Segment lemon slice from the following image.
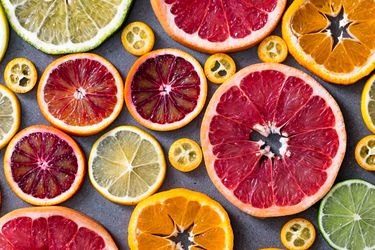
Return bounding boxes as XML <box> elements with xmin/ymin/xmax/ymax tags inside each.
<box><xmin>0</xmin><ymin>4</ymin><xmax>9</xmax><ymax>62</ymax></box>
<box><xmin>121</xmin><ymin>22</ymin><xmax>155</xmax><ymax>56</ymax></box>
<box><xmin>168</xmin><ymin>138</ymin><xmax>202</xmax><ymax>172</ymax></box>
<box><xmin>4</xmin><ymin>58</ymin><xmax>38</xmax><ymax>94</ymax></box>
<box><xmin>361</xmin><ymin>74</ymin><xmax>375</xmax><ymax>133</ymax></box>
<box><xmin>89</xmin><ymin>126</ymin><xmax>166</xmax><ymax>205</ymax></box>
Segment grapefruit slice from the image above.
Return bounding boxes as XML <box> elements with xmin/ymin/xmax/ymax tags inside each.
<box><xmin>37</xmin><ymin>53</ymin><xmax>123</xmax><ymax>136</ymax></box>
<box><xmin>151</xmin><ymin>0</ymin><xmax>287</xmax><ymax>53</ymax></box>
<box><xmin>125</xmin><ymin>49</ymin><xmax>207</xmax><ymax>131</ymax></box>
<box><xmin>0</xmin><ymin>206</ymin><xmax>118</xmax><ymax>249</ymax></box>
<box><xmin>201</xmin><ymin>63</ymin><xmax>346</xmax><ymax>217</ymax></box>
<box><xmin>4</xmin><ymin>125</ymin><xmax>85</xmax><ymax>206</ymax></box>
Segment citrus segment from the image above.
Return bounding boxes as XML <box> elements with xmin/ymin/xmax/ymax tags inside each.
<box><xmin>283</xmin><ymin>0</ymin><xmax>375</xmax><ymax>84</ymax></box>
<box><xmin>125</xmin><ymin>49</ymin><xmax>207</xmax><ymax>131</ymax></box>
<box><xmin>355</xmin><ymin>135</ymin><xmax>375</xmax><ymax>171</ymax></box>
<box><xmin>128</xmin><ymin>188</ymin><xmax>233</xmax><ymax>250</ymax></box>
<box><xmin>204</xmin><ymin>53</ymin><xmax>236</xmax><ymax>84</ymax></box>
<box><xmin>121</xmin><ymin>22</ymin><xmax>155</xmax><ymax>56</ymax></box>
<box><xmin>4</xmin><ymin>125</ymin><xmax>85</xmax><ymax>206</ymax></box>
<box><xmin>151</xmin><ymin>0</ymin><xmax>287</xmax><ymax>53</ymax></box>
<box><xmin>201</xmin><ymin>63</ymin><xmax>346</xmax><ymax>217</ymax></box>
<box><xmin>4</xmin><ymin>58</ymin><xmax>38</xmax><ymax>93</ymax></box>
<box><xmin>89</xmin><ymin>126</ymin><xmax>166</xmax><ymax>204</ymax></box>
<box><xmin>361</xmin><ymin>74</ymin><xmax>375</xmax><ymax>133</ymax></box>
<box><xmin>37</xmin><ymin>53</ymin><xmax>123</xmax><ymax>136</ymax></box>
<box><xmin>280</xmin><ymin>218</ymin><xmax>316</xmax><ymax>250</ymax></box>
<box><xmin>0</xmin><ymin>4</ymin><xmax>8</xmax><ymax>62</ymax></box>
<box><xmin>0</xmin><ymin>206</ymin><xmax>118</xmax><ymax>249</ymax></box>
<box><xmin>168</xmin><ymin>138</ymin><xmax>202</xmax><ymax>172</ymax></box>
<box><xmin>258</xmin><ymin>36</ymin><xmax>288</xmax><ymax>63</ymax></box>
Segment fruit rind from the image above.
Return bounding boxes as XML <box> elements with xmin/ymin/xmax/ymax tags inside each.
<box><xmin>361</xmin><ymin>74</ymin><xmax>375</xmax><ymax>133</ymax></box>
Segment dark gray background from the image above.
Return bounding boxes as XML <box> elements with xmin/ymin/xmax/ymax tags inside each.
<box><xmin>0</xmin><ymin>0</ymin><xmax>374</xmax><ymax>249</ymax></box>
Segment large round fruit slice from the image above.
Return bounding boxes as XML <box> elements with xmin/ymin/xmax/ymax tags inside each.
<box><xmin>1</xmin><ymin>0</ymin><xmax>132</xmax><ymax>54</ymax></box>
<box><xmin>318</xmin><ymin>179</ymin><xmax>375</xmax><ymax>250</ymax></box>
<box><xmin>125</xmin><ymin>49</ymin><xmax>207</xmax><ymax>131</ymax></box>
<box><xmin>201</xmin><ymin>63</ymin><xmax>346</xmax><ymax>217</ymax></box>
<box><xmin>151</xmin><ymin>0</ymin><xmax>287</xmax><ymax>53</ymax></box>
<box><xmin>0</xmin><ymin>4</ymin><xmax>8</xmax><ymax>62</ymax></box>
<box><xmin>0</xmin><ymin>206</ymin><xmax>118</xmax><ymax>249</ymax></box>
<box><xmin>37</xmin><ymin>53</ymin><xmax>123</xmax><ymax>136</ymax></box>
<box><xmin>4</xmin><ymin>125</ymin><xmax>85</xmax><ymax>206</ymax></box>
<box><xmin>282</xmin><ymin>0</ymin><xmax>375</xmax><ymax>84</ymax></box>
<box><xmin>128</xmin><ymin>188</ymin><xmax>233</xmax><ymax>250</ymax></box>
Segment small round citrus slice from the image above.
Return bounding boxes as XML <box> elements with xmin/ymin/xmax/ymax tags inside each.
<box><xmin>281</xmin><ymin>218</ymin><xmax>316</xmax><ymax>250</ymax></box>
<box><xmin>89</xmin><ymin>126</ymin><xmax>166</xmax><ymax>205</ymax></box>
<box><xmin>0</xmin><ymin>84</ymin><xmax>20</xmax><ymax>150</ymax></box>
<box><xmin>121</xmin><ymin>22</ymin><xmax>155</xmax><ymax>56</ymax></box>
<box><xmin>0</xmin><ymin>206</ymin><xmax>118</xmax><ymax>249</ymax></box>
<box><xmin>4</xmin><ymin>125</ymin><xmax>85</xmax><ymax>206</ymax></box>
<box><xmin>259</xmin><ymin>248</ymin><xmax>284</xmax><ymax>250</ymax></box>
<box><xmin>318</xmin><ymin>179</ymin><xmax>375</xmax><ymax>250</ymax></box>
<box><xmin>258</xmin><ymin>36</ymin><xmax>288</xmax><ymax>63</ymax></box>
<box><xmin>37</xmin><ymin>53</ymin><xmax>123</xmax><ymax>136</ymax></box>
<box><xmin>125</xmin><ymin>48</ymin><xmax>207</xmax><ymax>131</ymax></box>
<box><xmin>355</xmin><ymin>135</ymin><xmax>375</xmax><ymax>171</ymax></box>
<box><xmin>128</xmin><ymin>188</ymin><xmax>234</xmax><ymax>250</ymax></box>
<box><xmin>168</xmin><ymin>138</ymin><xmax>202</xmax><ymax>172</ymax></box>
<box><xmin>0</xmin><ymin>4</ymin><xmax>8</xmax><ymax>62</ymax></box>
<box><xmin>4</xmin><ymin>58</ymin><xmax>38</xmax><ymax>93</ymax></box>
<box><xmin>361</xmin><ymin>74</ymin><xmax>375</xmax><ymax>133</ymax></box>
<box><xmin>204</xmin><ymin>53</ymin><xmax>236</xmax><ymax>84</ymax></box>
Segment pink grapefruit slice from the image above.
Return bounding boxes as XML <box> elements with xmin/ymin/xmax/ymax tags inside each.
<box><xmin>0</xmin><ymin>206</ymin><xmax>118</xmax><ymax>249</ymax></box>
<box><xmin>201</xmin><ymin>63</ymin><xmax>346</xmax><ymax>217</ymax></box>
<box><xmin>4</xmin><ymin>125</ymin><xmax>85</xmax><ymax>206</ymax></box>
<box><xmin>151</xmin><ymin>0</ymin><xmax>287</xmax><ymax>53</ymax></box>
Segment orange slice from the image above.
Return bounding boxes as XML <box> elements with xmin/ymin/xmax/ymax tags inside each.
<box><xmin>168</xmin><ymin>138</ymin><xmax>203</xmax><ymax>172</ymax></box>
<box><xmin>4</xmin><ymin>58</ymin><xmax>38</xmax><ymax>93</ymax></box>
<box><xmin>121</xmin><ymin>22</ymin><xmax>155</xmax><ymax>56</ymax></box>
<box><xmin>128</xmin><ymin>188</ymin><xmax>233</xmax><ymax>250</ymax></box>
<box><xmin>282</xmin><ymin>0</ymin><xmax>375</xmax><ymax>84</ymax></box>
<box><xmin>258</xmin><ymin>36</ymin><xmax>288</xmax><ymax>63</ymax></box>
<box><xmin>204</xmin><ymin>53</ymin><xmax>236</xmax><ymax>84</ymax></box>
<box><xmin>355</xmin><ymin>135</ymin><xmax>375</xmax><ymax>171</ymax></box>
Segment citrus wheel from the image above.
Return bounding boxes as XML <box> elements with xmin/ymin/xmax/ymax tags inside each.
<box><xmin>168</xmin><ymin>138</ymin><xmax>203</xmax><ymax>172</ymax></box>
<box><xmin>37</xmin><ymin>53</ymin><xmax>123</xmax><ymax>136</ymax></box>
<box><xmin>204</xmin><ymin>53</ymin><xmax>236</xmax><ymax>84</ymax></box>
<box><xmin>0</xmin><ymin>4</ymin><xmax>8</xmax><ymax>62</ymax></box>
<box><xmin>4</xmin><ymin>58</ymin><xmax>38</xmax><ymax>93</ymax></box>
<box><xmin>0</xmin><ymin>206</ymin><xmax>118</xmax><ymax>249</ymax></box>
<box><xmin>125</xmin><ymin>49</ymin><xmax>207</xmax><ymax>131</ymax></box>
<box><xmin>259</xmin><ymin>249</ymin><xmax>284</xmax><ymax>250</ymax></box>
<box><xmin>280</xmin><ymin>218</ymin><xmax>316</xmax><ymax>250</ymax></box>
<box><xmin>0</xmin><ymin>84</ymin><xmax>20</xmax><ymax>150</ymax></box>
<box><xmin>355</xmin><ymin>135</ymin><xmax>375</xmax><ymax>171</ymax></box>
<box><xmin>361</xmin><ymin>73</ymin><xmax>375</xmax><ymax>133</ymax></box>
<box><xmin>151</xmin><ymin>0</ymin><xmax>287</xmax><ymax>53</ymax></box>
<box><xmin>282</xmin><ymin>0</ymin><xmax>375</xmax><ymax>84</ymax></box>
<box><xmin>4</xmin><ymin>125</ymin><xmax>85</xmax><ymax>206</ymax></box>
<box><xmin>89</xmin><ymin>126</ymin><xmax>166</xmax><ymax>205</ymax></box>
<box><xmin>1</xmin><ymin>0</ymin><xmax>133</xmax><ymax>54</ymax></box>
<box><xmin>201</xmin><ymin>63</ymin><xmax>346</xmax><ymax>217</ymax></box>
<box><xmin>121</xmin><ymin>22</ymin><xmax>155</xmax><ymax>56</ymax></box>
<box><xmin>258</xmin><ymin>36</ymin><xmax>288</xmax><ymax>63</ymax></box>
<box><xmin>318</xmin><ymin>179</ymin><xmax>375</xmax><ymax>250</ymax></box>
<box><xmin>128</xmin><ymin>188</ymin><xmax>233</xmax><ymax>250</ymax></box>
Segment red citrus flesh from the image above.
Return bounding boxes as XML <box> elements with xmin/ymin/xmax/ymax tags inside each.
<box><xmin>201</xmin><ymin>63</ymin><xmax>346</xmax><ymax>217</ymax></box>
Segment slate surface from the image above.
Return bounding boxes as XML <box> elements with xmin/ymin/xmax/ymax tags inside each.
<box><xmin>0</xmin><ymin>0</ymin><xmax>374</xmax><ymax>249</ymax></box>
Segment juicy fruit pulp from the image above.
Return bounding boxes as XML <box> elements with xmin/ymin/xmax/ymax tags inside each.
<box><xmin>201</xmin><ymin>63</ymin><xmax>346</xmax><ymax>217</ymax></box>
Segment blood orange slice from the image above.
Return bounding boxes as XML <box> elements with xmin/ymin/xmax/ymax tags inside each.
<box><xmin>4</xmin><ymin>125</ymin><xmax>85</xmax><ymax>206</ymax></box>
<box><xmin>125</xmin><ymin>49</ymin><xmax>207</xmax><ymax>131</ymax></box>
<box><xmin>0</xmin><ymin>206</ymin><xmax>118</xmax><ymax>249</ymax></box>
<box><xmin>37</xmin><ymin>53</ymin><xmax>123</xmax><ymax>136</ymax></box>
<box><xmin>201</xmin><ymin>63</ymin><xmax>346</xmax><ymax>217</ymax></box>
<box><xmin>151</xmin><ymin>0</ymin><xmax>287</xmax><ymax>53</ymax></box>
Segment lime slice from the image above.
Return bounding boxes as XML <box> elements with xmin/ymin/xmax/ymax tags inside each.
<box><xmin>0</xmin><ymin>4</ymin><xmax>9</xmax><ymax>62</ymax></box>
<box><xmin>89</xmin><ymin>126</ymin><xmax>166</xmax><ymax>205</ymax></box>
<box><xmin>1</xmin><ymin>0</ymin><xmax>133</xmax><ymax>54</ymax></box>
<box><xmin>318</xmin><ymin>179</ymin><xmax>375</xmax><ymax>250</ymax></box>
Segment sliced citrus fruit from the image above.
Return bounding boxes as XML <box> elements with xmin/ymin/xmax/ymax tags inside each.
<box><xmin>204</xmin><ymin>53</ymin><xmax>236</xmax><ymax>84</ymax></box>
<box><xmin>0</xmin><ymin>206</ymin><xmax>118</xmax><ymax>249</ymax></box>
<box><xmin>125</xmin><ymin>48</ymin><xmax>207</xmax><ymax>131</ymax></box>
<box><xmin>0</xmin><ymin>4</ymin><xmax>8</xmax><ymax>62</ymax></box>
<box><xmin>4</xmin><ymin>58</ymin><xmax>38</xmax><ymax>93</ymax></box>
<box><xmin>0</xmin><ymin>84</ymin><xmax>20</xmax><ymax>150</ymax></box>
<box><xmin>89</xmin><ymin>126</ymin><xmax>166</xmax><ymax>205</ymax></box>
<box><xmin>258</xmin><ymin>36</ymin><xmax>288</xmax><ymax>63</ymax></box>
<box><xmin>4</xmin><ymin>125</ymin><xmax>85</xmax><ymax>206</ymax></box>
<box><xmin>128</xmin><ymin>188</ymin><xmax>233</xmax><ymax>250</ymax></box>
<box><xmin>121</xmin><ymin>22</ymin><xmax>155</xmax><ymax>56</ymax></box>
<box><xmin>168</xmin><ymin>138</ymin><xmax>203</xmax><ymax>172</ymax></box>
<box><xmin>201</xmin><ymin>63</ymin><xmax>346</xmax><ymax>217</ymax></box>
<box><xmin>37</xmin><ymin>53</ymin><xmax>123</xmax><ymax>136</ymax></box>
<box><xmin>361</xmin><ymin>73</ymin><xmax>375</xmax><ymax>133</ymax></box>
<box><xmin>281</xmin><ymin>218</ymin><xmax>316</xmax><ymax>250</ymax></box>
<box><xmin>318</xmin><ymin>179</ymin><xmax>375</xmax><ymax>250</ymax></box>
<box><xmin>259</xmin><ymin>248</ymin><xmax>284</xmax><ymax>250</ymax></box>
<box><xmin>355</xmin><ymin>135</ymin><xmax>375</xmax><ymax>171</ymax></box>
<box><xmin>1</xmin><ymin>0</ymin><xmax>133</xmax><ymax>54</ymax></box>
<box><xmin>151</xmin><ymin>0</ymin><xmax>287</xmax><ymax>53</ymax></box>
<box><xmin>282</xmin><ymin>0</ymin><xmax>375</xmax><ymax>84</ymax></box>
